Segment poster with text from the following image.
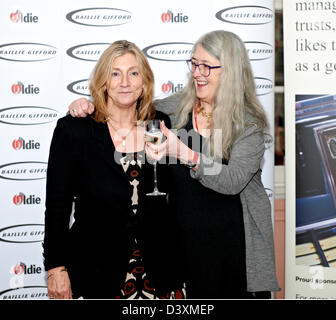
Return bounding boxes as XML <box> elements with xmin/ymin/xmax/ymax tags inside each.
<box><xmin>284</xmin><ymin>0</ymin><xmax>336</xmax><ymax>299</ymax></box>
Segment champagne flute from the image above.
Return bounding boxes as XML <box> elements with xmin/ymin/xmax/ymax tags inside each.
<box><xmin>145</xmin><ymin>119</ymin><xmax>166</xmax><ymax>196</ymax></box>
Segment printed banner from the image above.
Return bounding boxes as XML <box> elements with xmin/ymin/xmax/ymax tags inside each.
<box><xmin>284</xmin><ymin>0</ymin><xmax>336</xmax><ymax>299</ymax></box>
<box><xmin>0</xmin><ymin>0</ymin><xmax>274</xmax><ymax>299</ymax></box>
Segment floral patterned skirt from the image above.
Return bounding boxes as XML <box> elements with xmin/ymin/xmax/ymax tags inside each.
<box><xmin>115</xmin><ymin>240</ymin><xmax>186</xmax><ymax>299</ymax></box>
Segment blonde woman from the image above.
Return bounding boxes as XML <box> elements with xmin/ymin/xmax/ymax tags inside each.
<box><xmin>44</xmin><ymin>40</ymin><xmax>185</xmax><ymax>299</ymax></box>
<box><xmin>69</xmin><ymin>31</ymin><xmax>279</xmax><ymax>298</ymax></box>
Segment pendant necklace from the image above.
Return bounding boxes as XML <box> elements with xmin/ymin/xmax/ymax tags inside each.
<box><xmin>108</xmin><ymin>119</ymin><xmax>136</xmax><ymax>147</ymax></box>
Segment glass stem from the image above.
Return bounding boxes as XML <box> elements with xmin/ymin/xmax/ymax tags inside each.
<box><xmin>153</xmin><ymin>161</ymin><xmax>158</xmax><ymax>191</ymax></box>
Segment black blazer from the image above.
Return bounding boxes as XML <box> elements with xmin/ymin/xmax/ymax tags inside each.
<box><xmin>43</xmin><ymin>111</ymin><xmax>182</xmax><ymax>298</ymax></box>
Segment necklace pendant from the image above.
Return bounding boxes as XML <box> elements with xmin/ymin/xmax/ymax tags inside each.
<box><xmin>122</xmin><ymin>138</ymin><xmax>126</xmax><ymax>147</ymax></box>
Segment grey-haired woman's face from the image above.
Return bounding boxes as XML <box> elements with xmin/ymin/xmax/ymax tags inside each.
<box><xmin>191</xmin><ymin>44</ymin><xmax>221</xmax><ymax>106</ymax></box>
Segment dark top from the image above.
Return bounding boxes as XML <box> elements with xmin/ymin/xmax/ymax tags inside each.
<box><xmin>168</xmin><ymin>112</ymin><xmax>247</xmax><ymax>298</ymax></box>
<box><xmin>43</xmin><ymin>111</ymin><xmax>183</xmax><ymax>298</ymax></box>
<box><xmin>116</xmin><ymin>150</ymin><xmax>186</xmax><ymax>299</ymax></box>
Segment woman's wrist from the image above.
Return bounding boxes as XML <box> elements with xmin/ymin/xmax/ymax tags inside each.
<box><xmin>182</xmin><ymin>150</ymin><xmax>199</xmax><ymax>169</ymax></box>
<box><xmin>47</xmin><ymin>266</ymin><xmax>67</xmax><ymax>278</ymax></box>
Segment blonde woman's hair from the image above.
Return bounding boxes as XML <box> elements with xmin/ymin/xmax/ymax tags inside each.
<box><xmin>175</xmin><ymin>30</ymin><xmax>269</xmax><ymax>159</ymax></box>
<box><xmin>89</xmin><ymin>40</ymin><xmax>155</xmax><ymax>123</ymax></box>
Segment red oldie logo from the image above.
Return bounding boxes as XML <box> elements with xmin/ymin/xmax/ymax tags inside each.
<box><xmin>13</xmin><ymin>192</ymin><xmax>41</xmax><ymax>205</ymax></box>
<box><xmin>10</xmin><ymin>10</ymin><xmax>22</xmax><ymax>23</ymax></box>
<box><xmin>13</xmin><ymin>193</ymin><xmax>24</xmax><ymax>205</ymax></box>
<box><xmin>161</xmin><ymin>81</ymin><xmax>183</xmax><ymax>94</ymax></box>
<box><xmin>161</xmin><ymin>10</ymin><xmax>188</xmax><ymax>23</ymax></box>
<box><xmin>161</xmin><ymin>10</ymin><xmax>172</xmax><ymax>23</ymax></box>
<box><xmin>14</xmin><ymin>263</ymin><xmax>25</xmax><ymax>275</ymax></box>
<box><xmin>11</xmin><ymin>82</ymin><xmax>23</xmax><ymax>94</ymax></box>
<box><xmin>161</xmin><ymin>81</ymin><xmax>173</xmax><ymax>94</ymax></box>
<box><xmin>12</xmin><ymin>137</ymin><xmax>40</xmax><ymax>150</ymax></box>
<box><xmin>11</xmin><ymin>82</ymin><xmax>40</xmax><ymax>94</ymax></box>
<box><xmin>13</xmin><ymin>262</ymin><xmax>42</xmax><ymax>274</ymax></box>
<box><xmin>9</xmin><ymin>10</ymin><xmax>38</xmax><ymax>23</ymax></box>
<box><xmin>12</xmin><ymin>137</ymin><xmax>24</xmax><ymax>150</ymax></box>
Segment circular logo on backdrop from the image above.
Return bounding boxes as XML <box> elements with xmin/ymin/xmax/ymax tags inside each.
<box><xmin>244</xmin><ymin>42</ymin><xmax>273</xmax><ymax>61</ymax></box>
<box><xmin>0</xmin><ymin>161</ymin><xmax>47</xmax><ymax>181</ymax></box>
<box><xmin>0</xmin><ymin>224</ymin><xmax>44</xmax><ymax>243</ymax></box>
<box><xmin>65</xmin><ymin>7</ymin><xmax>132</xmax><ymax>26</ymax></box>
<box><xmin>66</xmin><ymin>43</ymin><xmax>111</xmax><ymax>62</ymax></box>
<box><xmin>0</xmin><ymin>106</ymin><xmax>58</xmax><ymax>125</ymax></box>
<box><xmin>216</xmin><ymin>6</ymin><xmax>273</xmax><ymax>25</ymax></box>
<box><xmin>0</xmin><ymin>43</ymin><xmax>57</xmax><ymax>62</ymax></box>
<box><xmin>0</xmin><ymin>286</ymin><xmax>48</xmax><ymax>300</ymax></box>
<box><xmin>142</xmin><ymin>42</ymin><xmax>193</xmax><ymax>61</ymax></box>
<box><xmin>67</xmin><ymin>79</ymin><xmax>90</xmax><ymax>96</ymax></box>
<box><xmin>254</xmin><ymin>77</ymin><xmax>273</xmax><ymax>96</ymax></box>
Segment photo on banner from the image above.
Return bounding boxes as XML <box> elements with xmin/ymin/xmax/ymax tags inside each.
<box><xmin>296</xmin><ymin>94</ymin><xmax>336</xmax><ymax>268</ymax></box>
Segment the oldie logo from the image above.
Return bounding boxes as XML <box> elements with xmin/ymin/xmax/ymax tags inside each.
<box><xmin>0</xmin><ymin>106</ymin><xmax>58</xmax><ymax>125</ymax></box>
<box><xmin>10</xmin><ymin>10</ymin><xmax>38</xmax><ymax>23</ymax></box>
<box><xmin>11</xmin><ymin>82</ymin><xmax>40</xmax><ymax>95</ymax></box>
<box><xmin>0</xmin><ymin>43</ymin><xmax>57</xmax><ymax>62</ymax></box>
<box><xmin>12</xmin><ymin>137</ymin><xmax>40</xmax><ymax>150</ymax></box>
<box><xmin>66</xmin><ymin>43</ymin><xmax>110</xmax><ymax>61</ymax></box>
<box><xmin>244</xmin><ymin>42</ymin><xmax>273</xmax><ymax>61</ymax></box>
<box><xmin>66</xmin><ymin>7</ymin><xmax>132</xmax><ymax>26</ymax></box>
<box><xmin>161</xmin><ymin>10</ymin><xmax>189</xmax><ymax>23</ymax></box>
<box><xmin>143</xmin><ymin>42</ymin><xmax>193</xmax><ymax>61</ymax></box>
<box><xmin>0</xmin><ymin>286</ymin><xmax>48</xmax><ymax>300</ymax></box>
<box><xmin>12</xmin><ymin>262</ymin><xmax>42</xmax><ymax>275</ymax></box>
<box><xmin>254</xmin><ymin>77</ymin><xmax>273</xmax><ymax>96</ymax></box>
<box><xmin>0</xmin><ymin>224</ymin><xmax>45</xmax><ymax>243</ymax></box>
<box><xmin>161</xmin><ymin>81</ymin><xmax>184</xmax><ymax>94</ymax></box>
<box><xmin>0</xmin><ymin>161</ymin><xmax>47</xmax><ymax>181</ymax></box>
<box><xmin>67</xmin><ymin>79</ymin><xmax>90</xmax><ymax>96</ymax></box>
<box><xmin>13</xmin><ymin>193</ymin><xmax>42</xmax><ymax>206</ymax></box>
<box><xmin>216</xmin><ymin>6</ymin><xmax>273</xmax><ymax>25</ymax></box>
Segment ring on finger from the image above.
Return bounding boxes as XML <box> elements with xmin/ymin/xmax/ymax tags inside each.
<box><xmin>72</xmin><ymin>108</ymin><xmax>77</xmax><ymax>114</ymax></box>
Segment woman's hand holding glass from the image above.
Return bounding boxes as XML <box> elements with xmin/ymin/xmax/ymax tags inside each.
<box><xmin>145</xmin><ymin>121</ymin><xmax>197</xmax><ymax>166</ymax></box>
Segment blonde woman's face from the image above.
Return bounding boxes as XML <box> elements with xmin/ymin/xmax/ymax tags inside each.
<box><xmin>105</xmin><ymin>53</ymin><xmax>143</xmax><ymax>110</ymax></box>
<box><xmin>191</xmin><ymin>44</ymin><xmax>221</xmax><ymax>106</ymax></box>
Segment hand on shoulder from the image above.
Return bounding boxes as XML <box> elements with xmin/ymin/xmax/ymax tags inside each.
<box><xmin>69</xmin><ymin>98</ymin><xmax>94</xmax><ymax>117</ymax></box>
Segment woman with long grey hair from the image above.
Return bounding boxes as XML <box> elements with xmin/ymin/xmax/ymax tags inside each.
<box><xmin>68</xmin><ymin>30</ymin><xmax>279</xmax><ymax>298</ymax></box>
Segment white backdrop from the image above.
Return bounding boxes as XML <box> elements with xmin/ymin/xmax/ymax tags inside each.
<box><xmin>0</xmin><ymin>0</ymin><xmax>274</xmax><ymax>299</ymax></box>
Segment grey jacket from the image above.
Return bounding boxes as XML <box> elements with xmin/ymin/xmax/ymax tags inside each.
<box><xmin>155</xmin><ymin>94</ymin><xmax>280</xmax><ymax>292</ymax></box>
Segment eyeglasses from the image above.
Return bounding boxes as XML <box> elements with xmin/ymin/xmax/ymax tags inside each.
<box><xmin>186</xmin><ymin>59</ymin><xmax>221</xmax><ymax>77</ymax></box>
